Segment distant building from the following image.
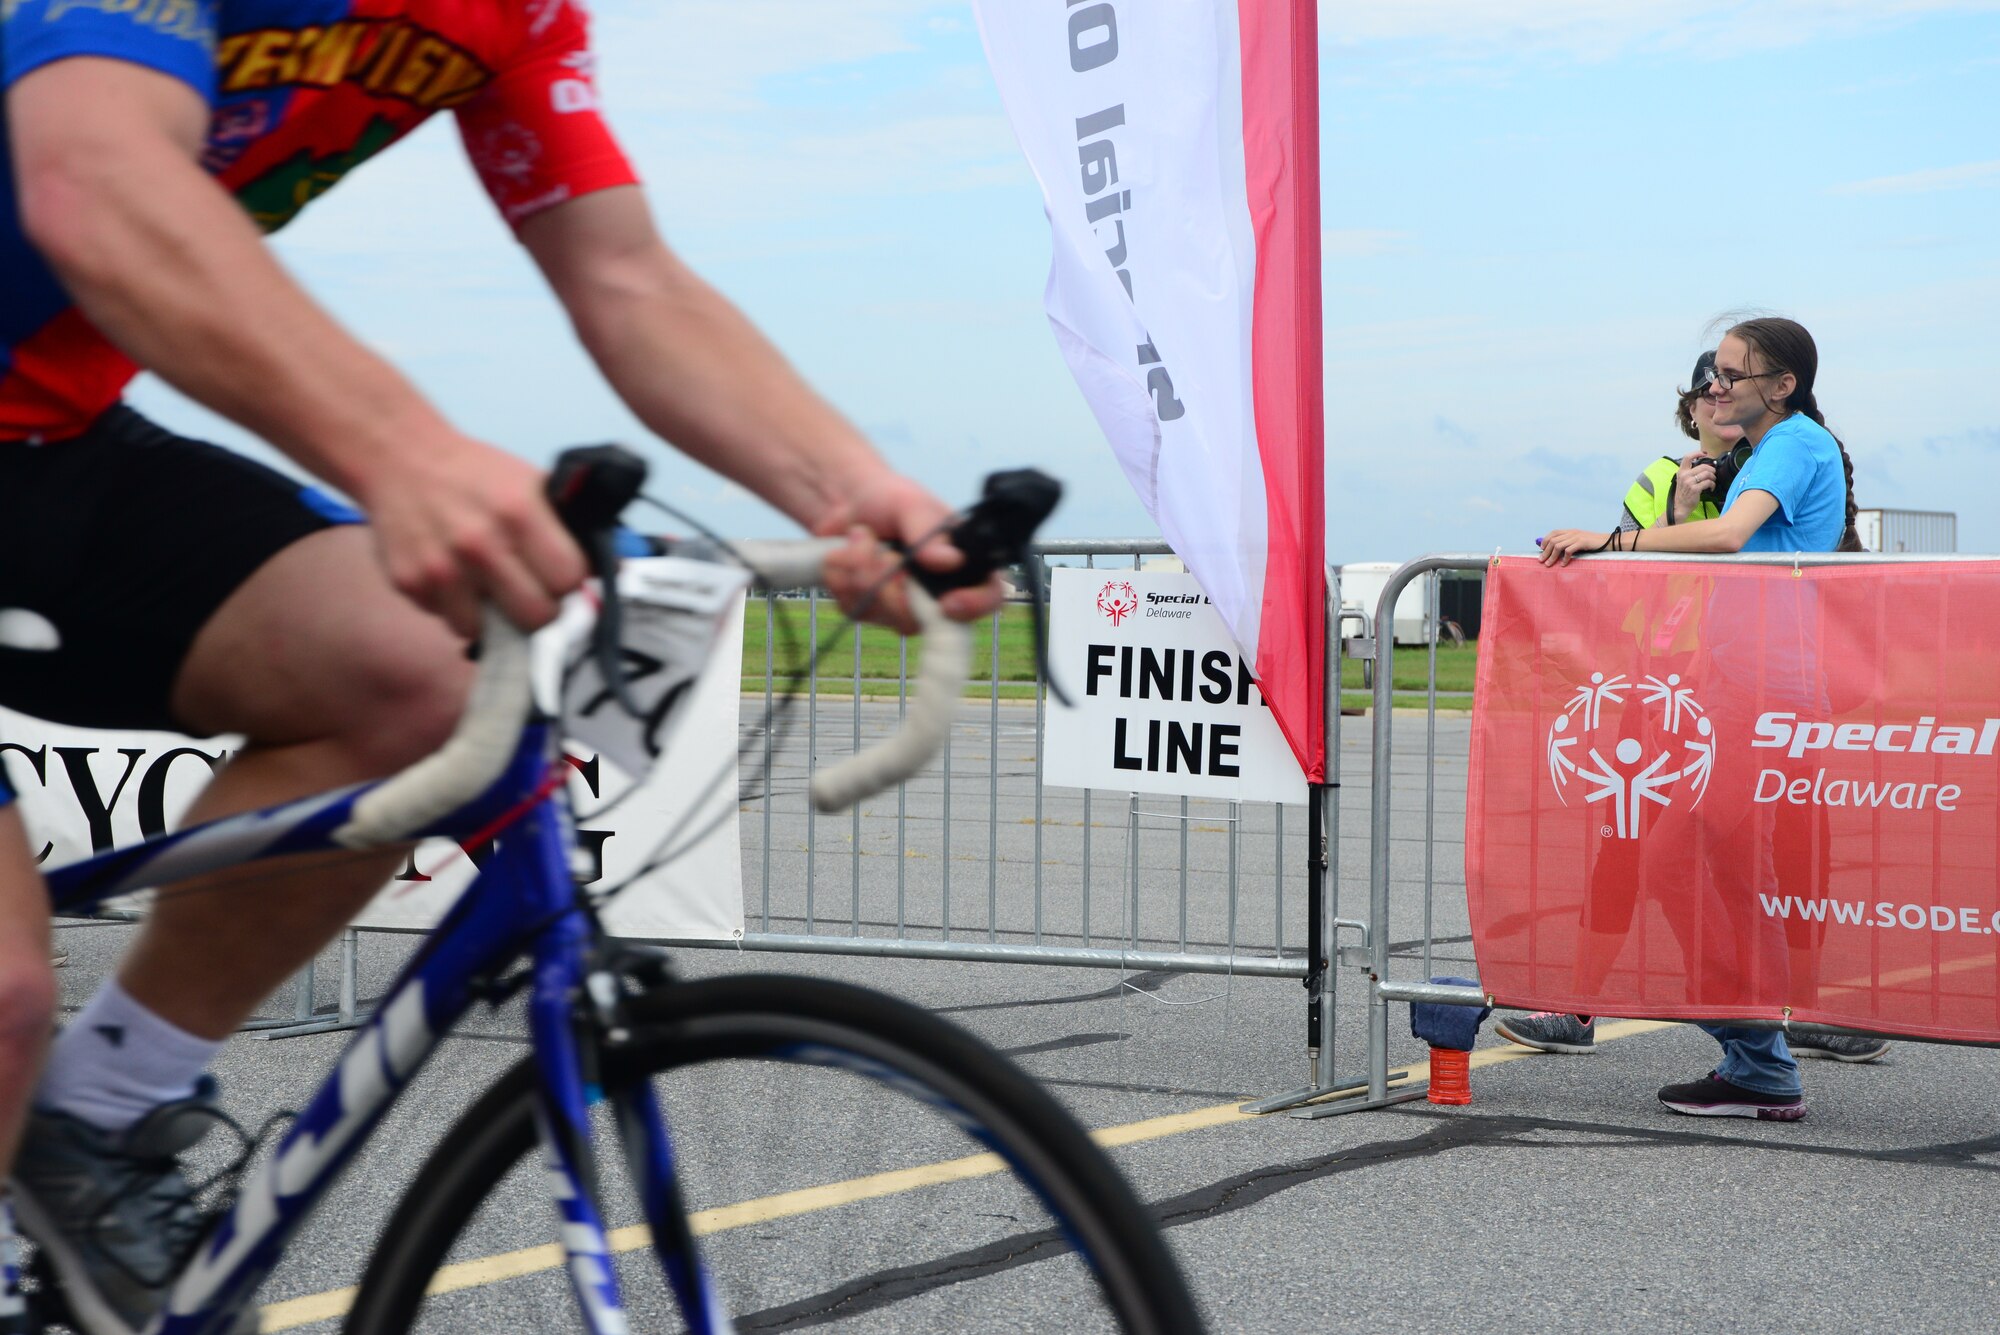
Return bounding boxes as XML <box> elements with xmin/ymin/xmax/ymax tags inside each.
<box><xmin>1855</xmin><ymin>509</ymin><xmax>1955</xmax><ymax>553</ymax></box>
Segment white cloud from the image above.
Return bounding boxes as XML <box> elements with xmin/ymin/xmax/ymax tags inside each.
<box><xmin>572</xmin><ymin>3</ymin><xmax>1021</xmax><ymax>233</ymax></box>
<box><xmin>592</xmin><ymin>0</ymin><xmax>958</xmax><ymax>112</ymax></box>
<box><xmin>748</xmin><ymin>113</ymin><xmax>1021</xmax><ymax>196</ymax></box>
<box><xmin>1325</xmin><ymin>0</ymin><xmax>2000</xmax><ymax>63</ymax></box>
<box><xmin>632</xmin><ymin>110</ymin><xmax>1022</xmax><ymax>237</ymax></box>
<box><xmin>1829</xmin><ymin>159</ymin><xmax>2000</xmax><ymax>196</ymax></box>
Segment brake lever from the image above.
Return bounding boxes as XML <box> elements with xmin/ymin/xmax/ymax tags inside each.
<box><xmin>904</xmin><ymin>469</ymin><xmax>1071</xmax><ymax>707</ymax></box>
<box><xmin>547</xmin><ymin>444</ymin><xmax>650</xmax><ymax>718</ymax></box>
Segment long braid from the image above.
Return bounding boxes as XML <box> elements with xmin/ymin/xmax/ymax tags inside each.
<box><xmin>1834</xmin><ymin>436</ymin><xmax>1863</xmax><ymax>551</ymax></box>
<box><xmin>1793</xmin><ymin>387</ymin><xmax>1863</xmax><ymax>551</ymax></box>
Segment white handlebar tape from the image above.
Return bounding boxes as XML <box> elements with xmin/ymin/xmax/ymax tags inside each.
<box><xmin>809</xmin><ymin>584</ymin><xmax>967</xmax><ymax>813</ymax></box>
<box><xmin>730</xmin><ymin>538</ymin><xmax>844</xmax><ymax>590</ymax></box>
<box><xmin>333</xmin><ymin>607</ymin><xmax>533</xmax><ymax>849</ymax></box>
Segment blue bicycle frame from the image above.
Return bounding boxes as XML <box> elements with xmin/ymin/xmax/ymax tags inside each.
<box><xmin>45</xmin><ymin>716</ymin><xmax>725</xmax><ymax>1335</ymax></box>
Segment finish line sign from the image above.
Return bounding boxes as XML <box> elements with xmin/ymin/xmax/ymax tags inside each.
<box><xmin>1044</xmin><ymin>568</ymin><xmax>1306</xmax><ymax>803</ymax></box>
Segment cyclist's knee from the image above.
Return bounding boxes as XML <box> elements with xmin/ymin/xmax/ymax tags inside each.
<box><xmin>324</xmin><ymin>633</ymin><xmax>473</xmax><ymax>775</ymax></box>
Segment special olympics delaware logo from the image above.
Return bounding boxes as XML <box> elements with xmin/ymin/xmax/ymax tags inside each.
<box><xmin>1547</xmin><ymin>672</ymin><xmax>1716</xmax><ymax>838</ymax></box>
<box><xmin>1096</xmin><ymin>581</ymin><xmax>1138</xmax><ymax>626</ymax></box>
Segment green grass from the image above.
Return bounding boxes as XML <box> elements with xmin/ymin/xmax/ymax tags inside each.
<box><xmin>740</xmin><ymin>678</ymin><xmax>1045</xmax><ymax>700</ymax></box>
<box><xmin>740</xmin><ymin>600</ymin><xmax>1040</xmax><ymax>697</ymax></box>
<box><xmin>1340</xmin><ymin>640</ymin><xmax>1478</xmax><ymax>693</ymax></box>
<box><xmin>1343</xmin><ymin>691</ymin><xmax>1473</xmax><ymax>713</ymax></box>
<box><xmin>738</xmin><ymin>598</ymin><xmax>1481</xmax><ymax>707</ymax></box>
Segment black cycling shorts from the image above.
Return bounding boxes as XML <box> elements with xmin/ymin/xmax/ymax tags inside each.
<box><xmin>0</xmin><ymin>405</ymin><xmax>360</xmax><ymax>733</ymax></box>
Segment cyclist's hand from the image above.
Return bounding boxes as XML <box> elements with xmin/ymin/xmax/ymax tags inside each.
<box><xmin>364</xmin><ymin>439</ymin><xmax>588</xmax><ymax>637</ymax></box>
<box><xmin>816</xmin><ymin>474</ymin><xmax>1006</xmax><ymax>634</ymax></box>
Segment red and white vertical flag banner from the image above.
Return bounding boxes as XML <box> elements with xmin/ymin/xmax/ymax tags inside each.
<box><xmin>1468</xmin><ymin>558</ymin><xmax>2000</xmax><ymax>1045</ymax></box>
<box><xmin>973</xmin><ymin>0</ymin><xmax>1326</xmax><ymax>782</ymax></box>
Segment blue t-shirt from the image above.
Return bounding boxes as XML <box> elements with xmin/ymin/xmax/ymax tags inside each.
<box><xmin>1723</xmin><ymin>414</ymin><xmax>1846</xmax><ymax>553</ymax></box>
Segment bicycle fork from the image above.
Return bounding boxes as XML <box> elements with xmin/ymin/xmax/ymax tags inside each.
<box><xmin>528</xmin><ymin>913</ymin><xmax>734</xmax><ymax>1335</ymax></box>
<box><xmin>612</xmin><ymin>1077</ymin><xmax>736</xmax><ymax>1334</ymax></box>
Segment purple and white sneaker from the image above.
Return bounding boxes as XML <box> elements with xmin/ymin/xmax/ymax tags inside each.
<box><xmin>1658</xmin><ymin>1071</ymin><xmax>1806</xmax><ymax>1121</ymax></box>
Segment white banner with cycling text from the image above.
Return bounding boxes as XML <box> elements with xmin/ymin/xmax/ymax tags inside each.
<box><xmin>2</xmin><ymin>599</ymin><xmax>747</xmax><ymax>941</ymax></box>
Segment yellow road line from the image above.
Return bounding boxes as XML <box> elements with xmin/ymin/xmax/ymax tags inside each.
<box><xmin>257</xmin><ymin>1019</ymin><xmax>1672</xmax><ymax>1331</ymax></box>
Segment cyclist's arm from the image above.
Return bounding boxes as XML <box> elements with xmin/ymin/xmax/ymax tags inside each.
<box><xmin>521</xmin><ymin>187</ymin><xmax>1002</xmax><ymax>627</ymax></box>
<box><xmin>6</xmin><ymin>59</ymin><xmax>581</xmax><ymax>631</ymax></box>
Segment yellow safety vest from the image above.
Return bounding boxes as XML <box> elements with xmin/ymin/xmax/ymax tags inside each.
<box><xmin>1621</xmin><ymin>455</ymin><xmax>1721</xmax><ymax>531</ymax></box>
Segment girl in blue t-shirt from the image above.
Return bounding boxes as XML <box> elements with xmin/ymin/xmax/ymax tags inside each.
<box><xmin>1538</xmin><ymin>317</ymin><xmax>1865</xmax><ymax>1122</ymax></box>
<box><xmin>1542</xmin><ymin>318</ymin><xmax>1859</xmax><ymax>562</ymax></box>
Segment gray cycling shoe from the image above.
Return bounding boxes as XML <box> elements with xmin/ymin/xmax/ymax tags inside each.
<box><xmin>10</xmin><ymin>1078</ymin><xmax>253</xmax><ymax>1335</ymax></box>
<box><xmin>1789</xmin><ymin>1031</ymin><xmax>1891</xmax><ymax>1062</ymax></box>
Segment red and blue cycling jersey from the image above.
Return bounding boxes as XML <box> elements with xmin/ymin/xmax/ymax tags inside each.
<box><xmin>0</xmin><ymin>0</ymin><xmax>639</xmax><ymax>442</ymax></box>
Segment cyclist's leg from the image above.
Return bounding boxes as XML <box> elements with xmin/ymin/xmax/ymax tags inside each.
<box><xmin>12</xmin><ymin>416</ymin><xmax>465</xmax><ymax>1331</ymax></box>
<box><xmin>1</xmin><ymin>790</ymin><xmax>56</xmax><ymax>1332</ymax></box>
<box><xmin>117</xmin><ymin>522</ymin><xmax>470</xmax><ymax>1038</ymax></box>
<box><xmin>17</xmin><ymin>410</ymin><xmax>466</xmax><ymax>1097</ymax></box>
<box><xmin>0</xmin><ymin>798</ymin><xmax>56</xmax><ymax>1172</ymax></box>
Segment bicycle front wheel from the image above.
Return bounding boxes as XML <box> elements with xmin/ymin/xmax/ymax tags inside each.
<box><xmin>347</xmin><ymin>974</ymin><xmax>1203</xmax><ymax>1334</ymax></box>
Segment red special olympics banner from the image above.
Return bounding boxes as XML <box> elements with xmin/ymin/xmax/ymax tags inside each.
<box><xmin>1467</xmin><ymin>557</ymin><xmax>2000</xmax><ymax>1044</ymax></box>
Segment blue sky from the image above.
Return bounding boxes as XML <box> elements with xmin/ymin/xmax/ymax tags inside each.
<box><xmin>137</xmin><ymin>0</ymin><xmax>2000</xmax><ymax>561</ymax></box>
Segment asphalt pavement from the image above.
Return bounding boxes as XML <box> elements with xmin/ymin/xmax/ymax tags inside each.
<box><xmin>44</xmin><ymin>703</ymin><xmax>2000</xmax><ymax>1333</ymax></box>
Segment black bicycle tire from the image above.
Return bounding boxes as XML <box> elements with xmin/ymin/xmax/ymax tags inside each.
<box><xmin>345</xmin><ymin>973</ymin><xmax>1204</xmax><ymax>1335</ymax></box>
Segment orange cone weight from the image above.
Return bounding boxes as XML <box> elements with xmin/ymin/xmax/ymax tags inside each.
<box><xmin>1427</xmin><ymin>1046</ymin><xmax>1472</xmax><ymax>1105</ymax></box>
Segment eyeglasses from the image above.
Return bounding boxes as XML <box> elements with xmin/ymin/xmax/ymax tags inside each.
<box><xmin>1698</xmin><ymin>366</ymin><xmax>1779</xmax><ymax>393</ymax></box>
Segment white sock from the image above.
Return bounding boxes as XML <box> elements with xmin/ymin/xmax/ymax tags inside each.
<box><xmin>35</xmin><ymin>979</ymin><xmax>223</xmax><ymax>1132</ymax></box>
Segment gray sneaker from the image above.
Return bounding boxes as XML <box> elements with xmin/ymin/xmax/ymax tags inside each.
<box><xmin>10</xmin><ymin>1079</ymin><xmax>252</xmax><ymax>1335</ymax></box>
<box><xmin>1494</xmin><ymin>1011</ymin><xmax>1597</xmax><ymax>1054</ymax></box>
<box><xmin>1789</xmin><ymin>1031</ymin><xmax>1891</xmax><ymax>1062</ymax></box>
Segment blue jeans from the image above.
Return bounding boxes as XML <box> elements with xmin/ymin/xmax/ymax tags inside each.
<box><xmin>1698</xmin><ymin>1024</ymin><xmax>1800</xmax><ymax>1096</ymax></box>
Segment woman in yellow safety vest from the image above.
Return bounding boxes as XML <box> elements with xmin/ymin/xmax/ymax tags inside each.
<box><xmin>1615</xmin><ymin>349</ymin><xmax>1744</xmax><ymax>533</ymax></box>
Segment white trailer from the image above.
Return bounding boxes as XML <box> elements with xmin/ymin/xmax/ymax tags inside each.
<box><xmin>1334</xmin><ymin>561</ymin><xmax>1434</xmax><ymax>646</ymax></box>
<box><xmin>1855</xmin><ymin>509</ymin><xmax>1956</xmax><ymax>553</ymax></box>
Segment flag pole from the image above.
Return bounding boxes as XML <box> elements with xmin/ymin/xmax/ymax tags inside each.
<box><xmin>1290</xmin><ymin>0</ymin><xmax>1331</xmax><ymax>1078</ymax></box>
<box><xmin>1241</xmin><ymin>0</ymin><xmax>1336</xmax><ymax>1113</ymax></box>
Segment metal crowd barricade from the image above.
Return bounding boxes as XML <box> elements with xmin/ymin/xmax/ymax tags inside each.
<box><xmin>711</xmin><ymin>540</ymin><xmax>1315</xmax><ymax>985</ymax></box>
<box><xmin>231</xmin><ymin>540</ymin><xmax>1329</xmax><ymax>1043</ymax></box>
<box><xmin>64</xmin><ymin>906</ymin><xmax>364</xmax><ymax>1041</ymax></box>
<box><xmin>251</xmin><ymin>548</ymin><xmax>2000</xmax><ymax>1087</ymax></box>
